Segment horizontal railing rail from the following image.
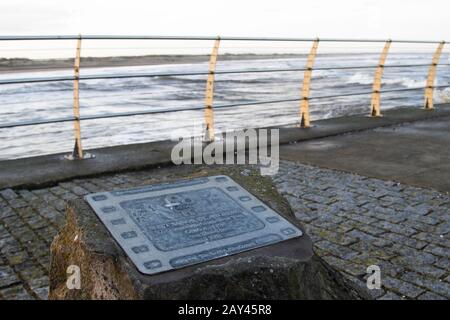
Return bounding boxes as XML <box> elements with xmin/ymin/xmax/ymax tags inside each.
<box><xmin>0</xmin><ymin>35</ymin><xmax>446</xmax><ymax>43</ymax></box>
<box><xmin>0</xmin><ymin>35</ymin><xmax>448</xmax><ymax>159</ymax></box>
<box><xmin>2</xmin><ymin>64</ymin><xmax>450</xmax><ymax>86</ymax></box>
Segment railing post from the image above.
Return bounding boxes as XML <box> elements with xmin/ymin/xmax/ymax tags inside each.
<box><xmin>370</xmin><ymin>40</ymin><xmax>392</xmax><ymax>117</ymax></box>
<box><xmin>72</xmin><ymin>35</ymin><xmax>83</xmax><ymax>159</ymax></box>
<box><xmin>424</xmin><ymin>41</ymin><xmax>445</xmax><ymax>110</ymax></box>
<box><xmin>204</xmin><ymin>37</ymin><xmax>220</xmax><ymax>142</ymax></box>
<box><xmin>66</xmin><ymin>35</ymin><xmax>92</xmax><ymax>160</ymax></box>
<box><xmin>299</xmin><ymin>38</ymin><xmax>319</xmax><ymax>128</ymax></box>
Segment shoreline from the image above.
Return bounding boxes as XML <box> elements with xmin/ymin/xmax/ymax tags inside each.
<box><xmin>0</xmin><ymin>53</ymin><xmax>309</xmax><ymax>74</ymax></box>
<box><xmin>0</xmin><ymin>51</ymin><xmax>419</xmax><ymax>74</ymax></box>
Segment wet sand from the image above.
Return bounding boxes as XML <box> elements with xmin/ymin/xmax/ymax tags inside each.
<box><xmin>0</xmin><ymin>53</ymin><xmax>307</xmax><ymax>74</ymax></box>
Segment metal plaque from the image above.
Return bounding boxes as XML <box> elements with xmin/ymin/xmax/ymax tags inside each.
<box><xmin>85</xmin><ymin>175</ymin><xmax>303</xmax><ymax>275</ymax></box>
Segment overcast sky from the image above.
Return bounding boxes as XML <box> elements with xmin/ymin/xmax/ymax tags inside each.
<box><xmin>2</xmin><ymin>0</ymin><xmax>449</xmax><ymax>39</ymax></box>
<box><xmin>1</xmin><ymin>0</ymin><xmax>449</xmax><ymax>58</ymax></box>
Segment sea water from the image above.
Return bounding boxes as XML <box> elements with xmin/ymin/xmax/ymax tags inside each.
<box><xmin>1</xmin><ymin>53</ymin><xmax>450</xmax><ymax>160</ymax></box>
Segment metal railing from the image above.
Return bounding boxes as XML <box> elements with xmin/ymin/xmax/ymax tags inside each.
<box><xmin>0</xmin><ymin>35</ymin><xmax>448</xmax><ymax>159</ymax></box>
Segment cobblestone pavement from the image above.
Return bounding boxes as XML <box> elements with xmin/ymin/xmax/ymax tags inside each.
<box><xmin>273</xmin><ymin>161</ymin><xmax>450</xmax><ymax>300</ymax></box>
<box><xmin>0</xmin><ymin>161</ymin><xmax>449</xmax><ymax>300</ymax></box>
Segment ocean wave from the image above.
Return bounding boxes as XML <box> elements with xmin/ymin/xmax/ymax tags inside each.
<box><xmin>436</xmin><ymin>88</ymin><xmax>450</xmax><ymax>103</ymax></box>
<box><xmin>346</xmin><ymin>72</ymin><xmax>425</xmax><ymax>88</ymax></box>
<box><xmin>345</xmin><ymin>73</ymin><xmax>373</xmax><ymax>85</ymax></box>
<box><xmin>383</xmin><ymin>77</ymin><xmax>425</xmax><ymax>88</ymax></box>
<box><xmin>0</xmin><ymin>53</ymin><xmax>436</xmax><ymax>160</ymax></box>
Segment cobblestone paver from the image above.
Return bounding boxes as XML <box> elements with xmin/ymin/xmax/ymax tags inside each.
<box><xmin>0</xmin><ymin>161</ymin><xmax>449</xmax><ymax>299</ymax></box>
<box><xmin>273</xmin><ymin>160</ymin><xmax>450</xmax><ymax>300</ymax></box>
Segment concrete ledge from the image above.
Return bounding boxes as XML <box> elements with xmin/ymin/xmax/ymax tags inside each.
<box><xmin>1</xmin><ymin>104</ymin><xmax>450</xmax><ymax>189</ymax></box>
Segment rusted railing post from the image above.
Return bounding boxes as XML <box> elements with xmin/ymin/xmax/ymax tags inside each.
<box><xmin>66</xmin><ymin>35</ymin><xmax>92</xmax><ymax>160</ymax></box>
<box><xmin>299</xmin><ymin>38</ymin><xmax>319</xmax><ymax>128</ymax></box>
<box><xmin>424</xmin><ymin>41</ymin><xmax>445</xmax><ymax>110</ymax></box>
<box><xmin>370</xmin><ymin>40</ymin><xmax>392</xmax><ymax>117</ymax></box>
<box><xmin>204</xmin><ymin>37</ymin><xmax>220</xmax><ymax>142</ymax></box>
<box><xmin>71</xmin><ymin>35</ymin><xmax>83</xmax><ymax>159</ymax></box>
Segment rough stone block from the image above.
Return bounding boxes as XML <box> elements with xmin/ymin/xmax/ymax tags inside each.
<box><xmin>49</xmin><ymin>166</ymin><xmax>370</xmax><ymax>300</ymax></box>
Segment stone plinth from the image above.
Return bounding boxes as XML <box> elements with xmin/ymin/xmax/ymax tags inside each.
<box><xmin>49</xmin><ymin>165</ymin><xmax>370</xmax><ymax>300</ymax></box>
